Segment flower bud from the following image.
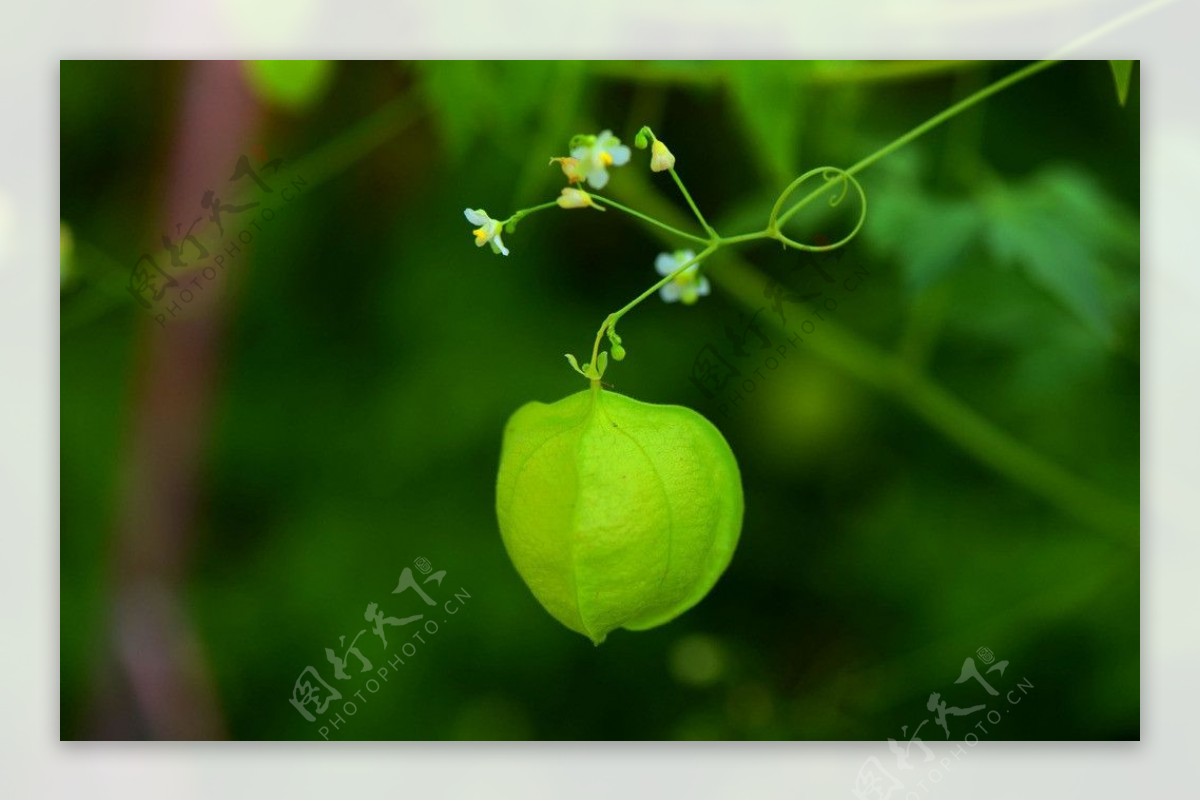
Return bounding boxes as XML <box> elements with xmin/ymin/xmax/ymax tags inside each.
<box><xmin>557</xmin><ymin>187</ymin><xmax>599</xmax><ymax>210</ymax></box>
<box><xmin>550</xmin><ymin>156</ymin><xmax>585</xmax><ymax>184</ymax></box>
<box><xmin>650</xmin><ymin>139</ymin><xmax>676</xmax><ymax>172</ymax></box>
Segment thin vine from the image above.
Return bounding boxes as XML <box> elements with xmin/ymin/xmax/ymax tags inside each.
<box><xmin>464</xmin><ymin>126</ymin><xmax>869</xmax><ymax>385</ymax></box>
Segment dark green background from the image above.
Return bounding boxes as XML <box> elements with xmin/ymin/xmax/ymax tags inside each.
<box><xmin>60</xmin><ymin>60</ymin><xmax>1139</xmax><ymax>740</ymax></box>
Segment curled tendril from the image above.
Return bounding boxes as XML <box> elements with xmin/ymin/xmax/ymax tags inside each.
<box><xmin>767</xmin><ymin>166</ymin><xmax>868</xmax><ymax>253</ymax></box>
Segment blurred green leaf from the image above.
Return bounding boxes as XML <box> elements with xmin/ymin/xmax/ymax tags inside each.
<box><xmin>512</xmin><ymin>63</ymin><xmax>587</xmax><ymax>204</ymax></box>
<box><xmin>870</xmin><ymin>155</ymin><xmax>1135</xmax><ymax>340</ymax></box>
<box><xmin>938</xmin><ymin>259</ymin><xmax>1131</xmax><ymax>410</ymax></box>
<box><xmin>418</xmin><ymin>61</ymin><xmax>490</xmax><ymax>159</ymax></box>
<box><xmin>983</xmin><ymin>165</ymin><xmax>1136</xmax><ymax>344</ymax></box>
<box><xmin>495</xmin><ymin>62</ymin><xmax>558</xmax><ymax>140</ymax></box>
<box><xmin>244</xmin><ymin>60</ymin><xmax>334</xmax><ymax>111</ymax></box>
<box><xmin>1006</xmin><ymin>312</ymin><xmax>1110</xmax><ymax>405</ymax></box>
<box><xmin>727</xmin><ymin>62</ymin><xmax>803</xmax><ymax>186</ymax></box>
<box><xmin>870</xmin><ymin>189</ymin><xmax>984</xmax><ymax>294</ymax></box>
<box><xmin>419</xmin><ymin>61</ymin><xmax>557</xmax><ymax>162</ymax></box>
<box><xmin>1108</xmin><ymin>60</ymin><xmax>1134</xmax><ymax>106</ymax></box>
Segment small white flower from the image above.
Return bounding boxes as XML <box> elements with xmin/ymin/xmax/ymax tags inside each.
<box><xmin>570</xmin><ymin>130</ymin><xmax>631</xmax><ymax>190</ymax></box>
<box><xmin>650</xmin><ymin>139</ymin><xmax>675</xmax><ymax>172</ymax></box>
<box><xmin>655</xmin><ymin>249</ymin><xmax>710</xmax><ymax>305</ymax></box>
<box><xmin>463</xmin><ymin>208</ymin><xmax>509</xmax><ymax>256</ymax></box>
<box><xmin>556</xmin><ymin>187</ymin><xmax>602</xmax><ymax>210</ymax></box>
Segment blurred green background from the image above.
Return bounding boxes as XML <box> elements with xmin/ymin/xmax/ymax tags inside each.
<box><xmin>60</xmin><ymin>60</ymin><xmax>1139</xmax><ymax>740</ymax></box>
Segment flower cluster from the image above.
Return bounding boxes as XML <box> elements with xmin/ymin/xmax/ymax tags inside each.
<box><xmin>546</xmin><ymin>130</ymin><xmax>634</xmax><ymax>211</ymax></box>
<box><xmin>463</xmin><ymin>127</ymin><xmax>708</xmax><ymax>308</ymax></box>
<box><xmin>466</xmin><ymin>130</ymin><xmax>639</xmax><ymax>256</ymax></box>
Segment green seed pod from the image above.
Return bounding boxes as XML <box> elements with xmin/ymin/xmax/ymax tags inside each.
<box><xmin>495</xmin><ymin>387</ymin><xmax>744</xmax><ymax>644</ymax></box>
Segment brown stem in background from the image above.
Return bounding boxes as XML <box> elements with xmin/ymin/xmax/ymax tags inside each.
<box><xmin>90</xmin><ymin>61</ymin><xmax>262</xmax><ymax>739</ymax></box>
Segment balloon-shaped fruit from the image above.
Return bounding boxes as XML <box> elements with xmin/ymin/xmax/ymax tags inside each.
<box><xmin>496</xmin><ymin>386</ymin><xmax>743</xmax><ymax>644</ymax></box>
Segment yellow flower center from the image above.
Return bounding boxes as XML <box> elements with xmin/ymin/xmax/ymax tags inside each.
<box><xmin>473</xmin><ymin>227</ymin><xmax>489</xmax><ymax>245</ymax></box>
<box><xmin>600</xmin><ymin>151</ymin><xmax>614</xmax><ymax>167</ymax></box>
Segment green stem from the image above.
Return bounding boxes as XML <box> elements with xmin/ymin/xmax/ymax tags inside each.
<box><xmin>588</xmin><ymin>245</ymin><xmax>718</xmax><ymax>369</ymax></box>
<box><xmin>850</xmin><ymin>59</ymin><xmax>1057</xmax><ymax>176</ymax></box>
<box><xmin>588</xmin><ymin>193</ymin><xmax>711</xmax><ymax>246</ymax></box>
<box><xmin>504</xmin><ymin>200</ymin><xmax>558</xmax><ymax>229</ymax></box>
<box><xmin>669</xmin><ymin>168</ymin><xmax>717</xmax><ymax>237</ymax></box>
<box><xmin>716</xmin><ymin>230</ymin><xmax>771</xmax><ymax>246</ymax></box>
<box><xmin>776</xmin><ymin>59</ymin><xmax>1059</xmax><ymax>228</ymax></box>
